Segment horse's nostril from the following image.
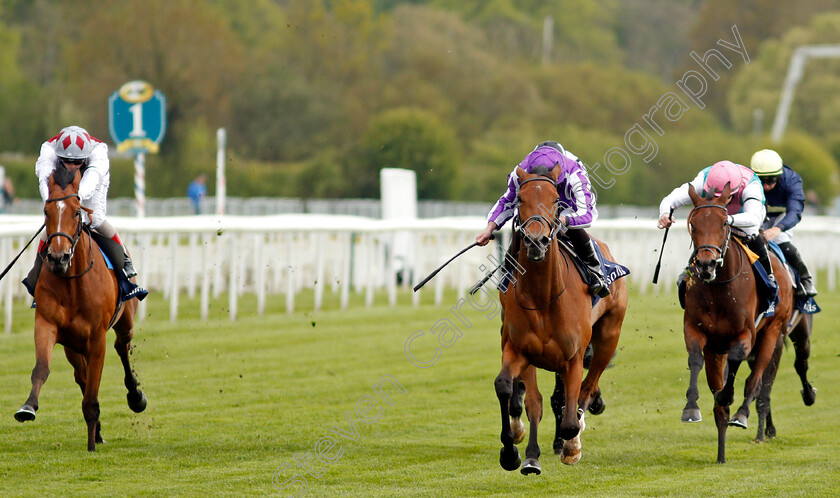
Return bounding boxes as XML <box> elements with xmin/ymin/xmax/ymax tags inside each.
<box><xmin>539</xmin><ymin>236</ymin><xmax>550</xmax><ymax>248</ymax></box>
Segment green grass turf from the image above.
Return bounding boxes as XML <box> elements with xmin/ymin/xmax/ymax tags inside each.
<box><xmin>0</xmin><ymin>286</ymin><xmax>838</xmax><ymax>497</ymax></box>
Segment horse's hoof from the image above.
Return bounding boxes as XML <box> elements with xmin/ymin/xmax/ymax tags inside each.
<box><xmin>728</xmin><ymin>414</ymin><xmax>748</xmax><ymax>429</ymax></box>
<box><xmin>588</xmin><ymin>396</ymin><xmax>605</xmax><ymax>415</ymax></box>
<box><xmin>561</xmin><ymin>444</ymin><xmax>582</xmax><ymax>465</ymax></box>
<box><xmin>511</xmin><ymin>418</ymin><xmax>526</xmax><ymax>444</ymax></box>
<box><xmin>801</xmin><ymin>387</ymin><xmax>817</xmax><ymax>406</ymax></box>
<box><xmin>499</xmin><ymin>446</ymin><xmax>521</xmax><ymax>472</ymax></box>
<box><xmin>127</xmin><ymin>390</ymin><xmax>147</xmax><ymax>413</ymax></box>
<box><xmin>681</xmin><ymin>408</ymin><xmax>702</xmax><ymax>423</ymax></box>
<box><xmin>765</xmin><ymin>425</ymin><xmax>776</xmax><ymax>439</ymax></box>
<box><xmin>14</xmin><ymin>406</ymin><xmax>36</xmax><ymax>422</ymax></box>
<box><xmin>552</xmin><ymin>439</ymin><xmax>564</xmax><ymax>455</ymax></box>
<box><xmin>520</xmin><ymin>457</ymin><xmax>541</xmax><ymax>475</ymax></box>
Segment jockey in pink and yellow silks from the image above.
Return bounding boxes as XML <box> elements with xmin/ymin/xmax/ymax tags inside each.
<box><xmin>658</xmin><ymin>160</ymin><xmax>775</xmax><ymax>285</ymax></box>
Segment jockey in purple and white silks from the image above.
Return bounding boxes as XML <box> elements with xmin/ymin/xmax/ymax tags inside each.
<box><xmin>657</xmin><ymin>160</ymin><xmax>776</xmax><ymax>285</ymax></box>
<box><xmin>476</xmin><ymin>141</ymin><xmax>609</xmax><ymax>297</ymax></box>
<box><xmin>23</xmin><ymin>126</ymin><xmax>138</xmax><ymax>297</ymax></box>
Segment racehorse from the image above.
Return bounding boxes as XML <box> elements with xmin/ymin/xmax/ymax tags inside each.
<box><xmin>14</xmin><ymin>166</ymin><xmax>147</xmax><ymax>451</ymax></box>
<box><xmin>680</xmin><ymin>184</ymin><xmax>793</xmax><ymax>463</ymax></box>
<box><xmin>729</xmin><ymin>306</ymin><xmax>816</xmax><ymax>442</ymax></box>
<box><xmin>494</xmin><ymin>166</ymin><xmax>628</xmax><ymax>475</ymax></box>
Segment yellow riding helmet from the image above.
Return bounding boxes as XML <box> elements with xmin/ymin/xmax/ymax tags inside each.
<box><xmin>750</xmin><ymin>149</ymin><xmax>783</xmax><ymax>177</ymax></box>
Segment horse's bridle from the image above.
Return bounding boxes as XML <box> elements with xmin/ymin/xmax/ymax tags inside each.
<box><xmin>44</xmin><ymin>192</ymin><xmax>95</xmax><ymax>278</ymax></box>
<box><xmin>687</xmin><ymin>204</ymin><xmax>732</xmax><ymax>271</ymax></box>
<box><xmin>515</xmin><ymin>177</ymin><xmax>567</xmax><ymax>244</ymax></box>
<box><xmin>512</xmin><ymin>176</ymin><xmax>571</xmax><ymax>310</ymax></box>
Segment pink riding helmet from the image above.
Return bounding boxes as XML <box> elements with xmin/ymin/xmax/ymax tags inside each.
<box><xmin>703</xmin><ymin>160</ymin><xmax>742</xmax><ymax>198</ymax></box>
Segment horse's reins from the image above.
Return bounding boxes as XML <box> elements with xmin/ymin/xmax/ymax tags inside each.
<box><xmin>513</xmin><ymin>176</ymin><xmax>571</xmax><ymax>310</ymax></box>
<box><xmin>43</xmin><ymin>193</ymin><xmax>95</xmax><ymax>279</ymax></box>
<box><xmin>687</xmin><ymin>204</ymin><xmax>745</xmax><ymax>284</ymax></box>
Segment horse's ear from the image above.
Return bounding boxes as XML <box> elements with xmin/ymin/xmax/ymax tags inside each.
<box><xmin>515</xmin><ymin>166</ymin><xmax>527</xmax><ymax>181</ymax></box>
<box><xmin>688</xmin><ymin>183</ymin><xmax>702</xmax><ymax>206</ymax></box>
<box><xmin>717</xmin><ymin>183</ymin><xmax>732</xmax><ymax>204</ymax></box>
<box><xmin>549</xmin><ymin>163</ymin><xmax>561</xmax><ymax>182</ymax></box>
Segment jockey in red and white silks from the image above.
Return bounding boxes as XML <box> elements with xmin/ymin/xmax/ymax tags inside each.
<box><xmin>36</xmin><ymin>128</ymin><xmax>111</xmax><ymax>229</ymax></box>
<box><xmin>22</xmin><ymin>126</ymin><xmax>137</xmax><ymax>298</ymax></box>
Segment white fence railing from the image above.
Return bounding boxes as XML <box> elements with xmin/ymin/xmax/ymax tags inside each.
<box><xmin>2</xmin><ymin>214</ymin><xmax>839</xmax><ymax>333</ymax></box>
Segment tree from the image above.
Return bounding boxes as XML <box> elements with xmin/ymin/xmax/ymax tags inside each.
<box><xmin>348</xmin><ymin>107</ymin><xmax>458</xmax><ymax>199</ymax></box>
<box><xmin>682</xmin><ymin>0</ymin><xmax>840</xmax><ymax>123</ymax></box>
<box><xmin>728</xmin><ymin>13</ymin><xmax>840</xmax><ymax>139</ymax></box>
<box><xmin>58</xmin><ymin>0</ymin><xmax>246</xmax><ymax>160</ymax></box>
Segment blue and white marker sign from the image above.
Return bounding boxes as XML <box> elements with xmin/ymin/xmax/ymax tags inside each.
<box><xmin>108</xmin><ymin>80</ymin><xmax>167</xmax><ymax>154</ymax></box>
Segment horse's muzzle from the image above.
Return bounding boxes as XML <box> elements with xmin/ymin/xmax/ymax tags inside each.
<box><xmin>46</xmin><ymin>251</ymin><xmax>71</xmax><ymax>275</ymax></box>
<box><xmin>523</xmin><ymin>236</ymin><xmax>549</xmax><ymax>262</ymax></box>
<box><xmin>694</xmin><ymin>260</ymin><xmax>717</xmax><ymax>282</ymax></box>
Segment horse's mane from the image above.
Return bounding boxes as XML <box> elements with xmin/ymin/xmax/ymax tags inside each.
<box><xmin>52</xmin><ymin>165</ymin><xmax>78</xmax><ymax>190</ymax></box>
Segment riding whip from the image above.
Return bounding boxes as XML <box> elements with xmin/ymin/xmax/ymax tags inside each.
<box><xmin>0</xmin><ymin>223</ymin><xmax>46</xmax><ymax>282</ymax></box>
<box><xmin>652</xmin><ymin>207</ymin><xmax>675</xmax><ymax>284</ymax></box>
<box><xmin>413</xmin><ymin>234</ymin><xmax>494</xmax><ymax>292</ymax></box>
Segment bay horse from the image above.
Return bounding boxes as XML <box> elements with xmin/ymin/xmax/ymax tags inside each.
<box><xmin>14</xmin><ymin>166</ymin><xmax>147</xmax><ymax>451</ymax></box>
<box><xmin>680</xmin><ymin>183</ymin><xmax>793</xmax><ymax>463</ymax></box>
<box><xmin>494</xmin><ymin>166</ymin><xmax>628</xmax><ymax>475</ymax></box>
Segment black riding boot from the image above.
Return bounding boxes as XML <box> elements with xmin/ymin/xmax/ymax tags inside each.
<box><xmin>22</xmin><ymin>247</ymin><xmax>47</xmax><ymax>297</ymax></box>
<box><xmin>122</xmin><ymin>250</ymin><xmax>137</xmax><ymax>279</ymax></box>
<box><xmin>779</xmin><ymin>241</ymin><xmax>817</xmax><ymax>297</ymax></box>
<box><xmin>91</xmin><ymin>232</ymin><xmax>136</xmax><ymax>279</ymax></box>
<box><xmin>568</xmin><ymin>229</ymin><xmax>610</xmax><ymax>298</ymax></box>
<box><xmin>747</xmin><ymin>233</ymin><xmax>775</xmax><ymax>286</ymax></box>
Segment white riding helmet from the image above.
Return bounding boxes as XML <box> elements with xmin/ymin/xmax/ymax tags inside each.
<box><xmin>53</xmin><ymin>126</ymin><xmax>94</xmax><ymax>160</ymax></box>
<box><xmin>750</xmin><ymin>149</ymin><xmax>783</xmax><ymax>177</ymax></box>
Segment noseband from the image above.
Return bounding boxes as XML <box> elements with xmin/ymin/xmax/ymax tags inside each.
<box><xmin>687</xmin><ymin>204</ymin><xmax>732</xmax><ymax>271</ymax></box>
<box><xmin>44</xmin><ymin>192</ymin><xmax>94</xmax><ymax>278</ymax></box>
<box><xmin>515</xmin><ymin>177</ymin><xmax>567</xmax><ymax>243</ymax></box>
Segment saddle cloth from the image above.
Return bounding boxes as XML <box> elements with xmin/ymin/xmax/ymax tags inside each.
<box><xmin>499</xmin><ymin>238</ymin><xmax>630</xmax><ymax>308</ymax></box>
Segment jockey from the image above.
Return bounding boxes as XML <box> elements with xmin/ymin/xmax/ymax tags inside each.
<box><xmin>657</xmin><ymin>160</ymin><xmax>775</xmax><ymax>285</ymax></box>
<box><xmin>23</xmin><ymin>126</ymin><xmax>137</xmax><ymax>296</ymax></box>
<box><xmin>476</xmin><ymin>141</ymin><xmax>610</xmax><ymax>297</ymax></box>
<box><xmin>750</xmin><ymin>149</ymin><xmax>816</xmax><ymax>297</ymax></box>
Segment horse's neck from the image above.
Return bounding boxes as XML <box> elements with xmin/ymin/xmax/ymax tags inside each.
<box><xmin>517</xmin><ymin>244</ymin><xmax>565</xmax><ymax>300</ymax></box>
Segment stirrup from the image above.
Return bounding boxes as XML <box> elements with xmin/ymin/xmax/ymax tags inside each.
<box><xmin>123</xmin><ymin>259</ymin><xmax>137</xmax><ymax>279</ymax></box>
<box><xmin>589</xmin><ymin>271</ymin><xmax>610</xmax><ymax>298</ymax></box>
<box><xmin>800</xmin><ymin>277</ymin><xmax>817</xmax><ymax>297</ymax></box>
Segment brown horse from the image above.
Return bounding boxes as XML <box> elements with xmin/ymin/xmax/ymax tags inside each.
<box><xmin>680</xmin><ymin>184</ymin><xmax>793</xmax><ymax>463</ymax></box>
<box><xmin>14</xmin><ymin>166</ymin><xmax>147</xmax><ymax>451</ymax></box>
<box><xmin>494</xmin><ymin>166</ymin><xmax>628</xmax><ymax>474</ymax></box>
